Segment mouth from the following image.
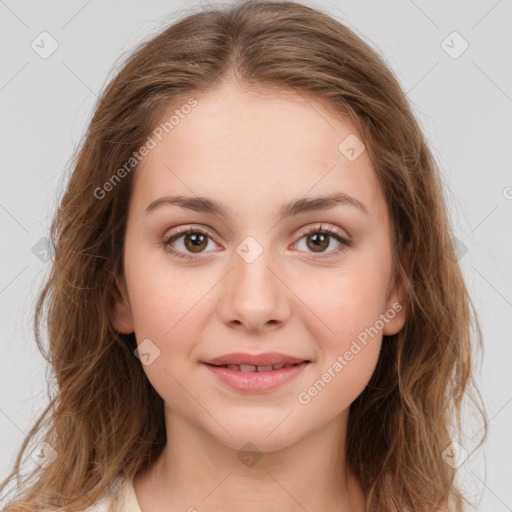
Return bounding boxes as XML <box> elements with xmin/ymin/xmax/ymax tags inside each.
<box><xmin>204</xmin><ymin>362</ymin><xmax>309</xmax><ymax>372</ymax></box>
<box><xmin>203</xmin><ymin>361</ymin><xmax>311</xmax><ymax>392</ymax></box>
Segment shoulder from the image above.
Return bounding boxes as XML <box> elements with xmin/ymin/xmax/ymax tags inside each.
<box><xmin>82</xmin><ymin>477</ymin><xmax>125</xmax><ymax>512</ymax></box>
<box><xmin>107</xmin><ymin>476</ymin><xmax>142</xmax><ymax>512</ymax></box>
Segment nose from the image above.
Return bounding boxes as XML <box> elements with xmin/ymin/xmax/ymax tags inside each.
<box><xmin>216</xmin><ymin>242</ymin><xmax>291</xmax><ymax>333</ymax></box>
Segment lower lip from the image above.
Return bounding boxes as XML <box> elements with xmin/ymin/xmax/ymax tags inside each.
<box><xmin>203</xmin><ymin>362</ymin><xmax>309</xmax><ymax>392</ymax></box>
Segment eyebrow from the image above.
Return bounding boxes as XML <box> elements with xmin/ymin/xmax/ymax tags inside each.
<box><xmin>144</xmin><ymin>192</ymin><xmax>368</xmax><ymax>221</ymax></box>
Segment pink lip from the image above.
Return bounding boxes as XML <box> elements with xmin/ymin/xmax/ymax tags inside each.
<box><xmin>203</xmin><ymin>361</ymin><xmax>310</xmax><ymax>392</ymax></box>
<box><xmin>204</xmin><ymin>352</ymin><xmax>308</xmax><ymax>366</ymax></box>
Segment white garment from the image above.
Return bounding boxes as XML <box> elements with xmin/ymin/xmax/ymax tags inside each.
<box><xmin>111</xmin><ymin>476</ymin><xmax>143</xmax><ymax>512</ymax></box>
<box><xmin>87</xmin><ymin>476</ymin><xmax>143</xmax><ymax>512</ymax></box>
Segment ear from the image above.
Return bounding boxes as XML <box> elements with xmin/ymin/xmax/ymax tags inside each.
<box><xmin>111</xmin><ymin>275</ymin><xmax>135</xmax><ymax>334</ymax></box>
<box><xmin>382</xmin><ymin>241</ymin><xmax>412</xmax><ymax>336</ymax></box>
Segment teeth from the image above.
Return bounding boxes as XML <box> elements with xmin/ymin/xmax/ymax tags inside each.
<box><xmin>221</xmin><ymin>363</ymin><xmax>300</xmax><ymax>372</ymax></box>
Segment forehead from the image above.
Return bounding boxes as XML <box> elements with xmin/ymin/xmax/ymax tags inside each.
<box><xmin>132</xmin><ymin>82</ymin><xmax>383</xmax><ymax>220</ymax></box>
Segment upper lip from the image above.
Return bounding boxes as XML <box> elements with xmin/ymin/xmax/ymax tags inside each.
<box><xmin>203</xmin><ymin>352</ymin><xmax>310</xmax><ymax>366</ymax></box>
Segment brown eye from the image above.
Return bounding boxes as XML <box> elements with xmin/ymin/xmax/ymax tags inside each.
<box><xmin>163</xmin><ymin>227</ymin><xmax>216</xmax><ymax>260</ymax></box>
<box><xmin>305</xmin><ymin>232</ymin><xmax>330</xmax><ymax>252</ymax></box>
<box><xmin>295</xmin><ymin>225</ymin><xmax>351</xmax><ymax>258</ymax></box>
<box><xmin>183</xmin><ymin>232</ymin><xmax>208</xmax><ymax>253</ymax></box>
<box><xmin>163</xmin><ymin>224</ymin><xmax>351</xmax><ymax>262</ymax></box>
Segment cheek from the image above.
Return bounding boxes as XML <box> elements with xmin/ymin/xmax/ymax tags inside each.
<box><xmin>124</xmin><ymin>244</ymin><xmax>219</xmax><ymax>376</ymax></box>
<box><xmin>291</xmin><ymin>264</ymin><xmax>388</xmax><ymax>405</ymax></box>
<box><xmin>124</xmin><ymin>239</ymin><xmax>204</xmax><ymax>336</ymax></box>
<box><xmin>294</xmin><ymin>279</ymin><xmax>385</xmax><ymax>417</ymax></box>
<box><xmin>124</xmin><ymin>259</ymin><xmax>214</xmax><ymax>406</ymax></box>
<box><xmin>297</xmin><ymin>263</ymin><xmax>390</xmax><ymax>349</ymax></box>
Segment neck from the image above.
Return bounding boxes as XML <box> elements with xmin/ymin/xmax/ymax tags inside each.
<box><xmin>133</xmin><ymin>406</ymin><xmax>366</xmax><ymax>512</ymax></box>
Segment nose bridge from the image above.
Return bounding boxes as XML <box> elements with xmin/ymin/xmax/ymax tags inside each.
<box><xmin>217</xmin><ymin>233</ymin><xmax>289</xmax><ymax>330</ymax></box>
<box><xmin>234</xmin><ymin>233</ymin><xmax>280</xmax><ymax>301</ymax></box>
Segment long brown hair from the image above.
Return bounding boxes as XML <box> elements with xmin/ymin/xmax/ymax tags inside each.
<box><xmin>1</xmin><ymin>1</ymin><xmax>487</xmax><ymax>510</ymax></box>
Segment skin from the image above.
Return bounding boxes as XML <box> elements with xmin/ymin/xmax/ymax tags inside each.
<box><xmin>113</xmin><ymin>80</ymin><xmax>408</xmax><ymax>511</ymax></box>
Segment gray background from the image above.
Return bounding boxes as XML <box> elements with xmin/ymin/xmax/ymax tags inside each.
<box><xmin>1</xmin><ymin>0</ymin><xmax>511</xmax><ymax>509</ymax></box>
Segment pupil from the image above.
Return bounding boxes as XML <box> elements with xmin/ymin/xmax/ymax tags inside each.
<box><xmin>190</xmin><ymin>234</ymin><xmax>203</xmax><ymax>245</ymax></box>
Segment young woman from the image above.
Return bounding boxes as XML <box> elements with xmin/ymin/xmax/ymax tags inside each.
<box><xmin>0</xmin><ymin>1</ymin><xmax>486</xmax><ymax>511</ymax></box>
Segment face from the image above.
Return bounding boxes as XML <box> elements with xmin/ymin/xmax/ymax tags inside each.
<box><xmin>113</xmin><ymin>81</ymin><xmax>407</xmax><ymax>453</ymax></box>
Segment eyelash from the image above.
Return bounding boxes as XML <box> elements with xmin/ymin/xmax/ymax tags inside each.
<box><xmin>162</xmin><ymin>224</ymin><xmax>352</xmax><ymax>262</ymax></box>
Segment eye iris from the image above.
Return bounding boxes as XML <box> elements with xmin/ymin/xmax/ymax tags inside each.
<box><xmin>307</xmin><ymin>233</ymin><xmax>329</xmax><ymax>252</ymax></box>
<box><xmin>184</xmin><ymin>233</ymin><xmax>207</xmax><ymax>253</ymax></box>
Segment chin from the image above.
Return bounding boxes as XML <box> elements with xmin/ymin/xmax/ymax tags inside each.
<box><xmin>211</xmin><ymin>420</ymin><xmax>304</xmax><ymax>454</ymax></box>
